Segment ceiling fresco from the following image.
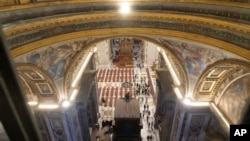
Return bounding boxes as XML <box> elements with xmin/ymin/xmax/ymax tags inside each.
<box><xmin>13</xmin><ymin>36</ymin><xmax>249</xmax><ymax>102</ymax></box>
<box><xmin>157</xmin><ymin>37</ymin><xmax>246</xmax><ymax>96</ymax></box>
<box><xmin>218</xmin><ymin>75</ymin><xmax>250</xmax><ymax>124</ymax></box>
<box><xmin>14</xmin><ymin>38</ymin><xmax>95</xmax><ymax>80</ymax></box>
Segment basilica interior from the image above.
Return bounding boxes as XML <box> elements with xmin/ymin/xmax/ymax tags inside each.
<box><xmin>0</xmin><ymin>0</ymin><xmax>250</xmax><ymax>141</ymax></box>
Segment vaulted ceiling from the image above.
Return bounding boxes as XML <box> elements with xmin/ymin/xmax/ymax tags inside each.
<box><xmin>1</xmin><ymin>0</ymin><xmax>250</xmax><ymax>131</ymax></box>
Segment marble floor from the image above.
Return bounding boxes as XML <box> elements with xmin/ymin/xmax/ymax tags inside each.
<box><xmin>96</xmin><ymin>68</ymin><xmax>160</xmax><ymax>141</ymax></box>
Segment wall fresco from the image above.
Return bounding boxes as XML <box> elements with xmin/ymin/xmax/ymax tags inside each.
<box><xmin>159</xmin><ymin>38</ymin><xmax>227</xmax><ymax>77</ymax></box>
<box><xmin>15</xmin><ymin>38</ymin><xmax>93</xmax><ymax>80</ymax></box>
<box><xmin>218</xmin><ymin>75</ymin><xmax>250</xmax><ymax>124</ymax></box>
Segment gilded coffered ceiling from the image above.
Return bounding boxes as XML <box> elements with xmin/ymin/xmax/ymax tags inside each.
<box><xmin>17</xmin><ymin>63</ymin><xmax>60</xmax><ymax>104</ymax></box>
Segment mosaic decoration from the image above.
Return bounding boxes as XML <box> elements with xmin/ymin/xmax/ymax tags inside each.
<box><xmin>218</xmin><ymin>75</ymin><xmax>250</xmax><ymax>124</ymax></box>
<box><xmin>7</xmin><ymin>20</ymin><xmax>250</xmax><ymax>49</ymax></box>
<box><xmin>15</xmin><ymin>38</ymin><xmax>94</xmax><ymax>80</ymax></box>
<box><xmin>1</xmin><ymin>2</ymin><xmax>249</xmax><ymax>25</ymax></box>
<box><xmin>159</xmin><ymin>39</ymin><xmax>227</xmax><ymax>76</ymax></box>
<box><xmin>121</xmin><ymin>82</ymin><xmax>133</xmax><ymax>88</ymax></box>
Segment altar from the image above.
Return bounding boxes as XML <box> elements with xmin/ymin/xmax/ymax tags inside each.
<box><xmin>113</xmin><ymin>98</ymin><xmax>142</xmax><ymax>141</ymax></box>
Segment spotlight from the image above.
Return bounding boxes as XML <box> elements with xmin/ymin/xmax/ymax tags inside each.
<box><xmin>62</xmin><ymin>100</ymin><xmax>71</xmax><ymax>108</ymax></box>
<box><xmin>28</xmin><ymin>101</ymin><xmax>38</xmax><ymax>106</ymax></box>
<box><xmin>183</xmin><ymin>98</ymin><xmax>191</xmax><ymax>105</ymax></box>
<box><xmin>38</xmin><ymin>104</ymin><xmax>59</xmax><ymax>109</ymax></box>
<box><xmin>119</xmin><ymin>2</ymin><xmax>131</xmax><ymax>14</ymax></box>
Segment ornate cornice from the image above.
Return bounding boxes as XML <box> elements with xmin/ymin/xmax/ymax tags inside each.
<box><xmin>1</xmin><ymin>1</ymin><xmax>249</xmax><ymax>24</ymax></box>
<box><xmin>4</xmin><ymin>12</ymin><xmax>250</xmax><ymax>37</ymax></box>
<box><xmin>11</xmin><ymin>28</ymin><xmax>250</xmax><ymax>60</ymax></box>
<box><xmin>4</xmin><ymin>13</ymin><xmax>250</xmax><ymax>52</ymax></box>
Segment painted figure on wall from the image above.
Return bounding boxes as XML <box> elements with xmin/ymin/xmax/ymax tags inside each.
<box><xmin>25</xmin><ymin>39</ymin><xmax>90</xmax><ymax>80</ymax></box>
<box><xmin>218</xmin><ymin>75</ymin><xmax>250</xmax><ymax>124</ymax></box>
<box><xmin>159</xmin><ymin>39</ymin><xmax>226</xmax><ymax>76</ymax></box>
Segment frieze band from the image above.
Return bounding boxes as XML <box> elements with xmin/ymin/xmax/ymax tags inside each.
<box><xmin>7</xmin><ymin>20</ymin><xmax>250</xmax><ymax>50</ymax></box>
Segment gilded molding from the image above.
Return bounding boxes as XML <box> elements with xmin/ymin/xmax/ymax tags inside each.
<box><xmin>5</xmin><ymin>18</ymin><xmax>250</xmax><ymax>50</ymax></box>
<box><xmin>4</xmin><ymin>12</ymin><xmax>250</xmax><ymax>37</ymax></box>
<box><xmin>163</xmin><ymin>48</ymin><xmax>189</xmax><ymax>97</ymax></box>
<box><xmin>11</xmin><ymin>28</ymin><xmax>250</xmax><ymax>60</ymax></box>
<box><xmin>1</xmin><ymin>0</ymin><xmax>249</xmax><ymax>12</ymax></box>
<box><xmin>16</xmin><ymin>63</ymin><xmax>60</xmax><ymax>103</ymax></box>
<box><xmin>193</xmin><ymin>59</ymin><xmax>250</xmax><ymax>101</ymax></box>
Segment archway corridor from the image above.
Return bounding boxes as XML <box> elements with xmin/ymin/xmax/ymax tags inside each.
<box><xmin>95</xmin><ymin>38</ymin><xmax>159</xmax><ymax>141</ymax></box>
<box><xmin>4</xmin><ymin>35</ymin><xmax>249</xmax><ymax>141</ymax></box>
<box><xmin>1</xmin><ymin>1</ymin><xmax>250</xmax><ymax>141</ymax></box>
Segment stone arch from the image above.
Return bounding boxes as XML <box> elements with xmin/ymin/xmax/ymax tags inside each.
<box><xmin>63</xmin><ymin>36</ymin><xmax>189</xmax><ymax>99</ymax></box>
<box><xmin>193</xmin><ymin>59</ymin><xmax>250</xmax><ymax>102</ymax></box>
<box><xmin>16</xmin><ymin>63</ymin><xmax>60</xmax><ymax>105</ymax></box>
<box><xmin>216</xmin><ymin>74</ymin><xmax>250</xmax><ymax>124</ymax></box>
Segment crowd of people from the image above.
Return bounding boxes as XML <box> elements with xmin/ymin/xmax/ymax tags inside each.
<box><xmin>134</xmin><ymin>74</ymin><xmax>158</xmax><ymax>141</ymax></box>
<box><xmin>96</xmin><ymin>68</ymin><xmax>158</xmax><ymax>140</ymax></box>
<box><xmin>135</xmin><ymin>76</ymin><xmax>151</xmax><ymax>96</ymax></box>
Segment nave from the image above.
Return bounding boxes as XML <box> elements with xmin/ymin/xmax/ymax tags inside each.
<box><xmin>95</xmin><ymin>68</ymin><xmax>160</xmax><ymax>141</ymax></box>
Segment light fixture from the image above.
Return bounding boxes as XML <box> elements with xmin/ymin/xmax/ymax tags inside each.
<box><xmin>70</xmin><ymin>89</ymin><xmax>79</xmax><ymax>101</ymax></box>
<box><xmin>93</xmin><ymin>47</ymin><xmax>97</xmax><ymax>52</ymax></box>
<box><xmin>62</xmin><ymin>100</ymin><xmax>71</xmax><ymax>108</ymax></box>
<box><xmin>183</xmin><ymin>98</ymin><xmax>191</xmax><ymax>105</ymax></box>
<box><xmin>27</xmin><ymin>95</ymin><xmax>38</xmax><ymax>106</ymax></box>
<box><xmin>38</xmin><ymin>104</ymin><xmax>59</xmax><ymax>109</ymax></box>
<box><xmin>182</xmin><ymin>97</ymin><xmax>209</xmax><ymax>107</ymax></box>
<box><xmin>173</xmin><ymin>86</ymin><xmax>183</xmax><ymax>99</ymax></box>
<box><xmin>162</xmin><ymin>52</ymin><xmax>181</xmax><ymax>86</ymax></box>
<box><xmin>157</xmin><ymin>47</ymin><xmax>161</xmax><ymax>52</ymax></box>
<box><xmin>211</xmin><ymin>103</ymin><xmax>230</xmax><ymax>128</ymax></box>
<box><xmin>119</xmin><ymin>2</ymin><xmax>131</xmax><ymax>14</ymax></box>
<box><xmin>28</xmin><ymin>101</ymin><xmax>38</xmax><ymax>106</ymax></box>
<box><xmin>71</xmin><ymin>52</ymin><xmax>93</xmax><ymax>87</ymax></box>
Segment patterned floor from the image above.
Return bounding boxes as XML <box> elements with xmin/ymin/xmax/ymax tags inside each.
<box><xmin>96</xmin><ymin>68</ymin><xmax>160</xmax><ymax>141</ymax></box>
<box><xmin>97</xmin><ymin>68</ymin><xmax>135</xmax><ymax>82</ymax></box>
